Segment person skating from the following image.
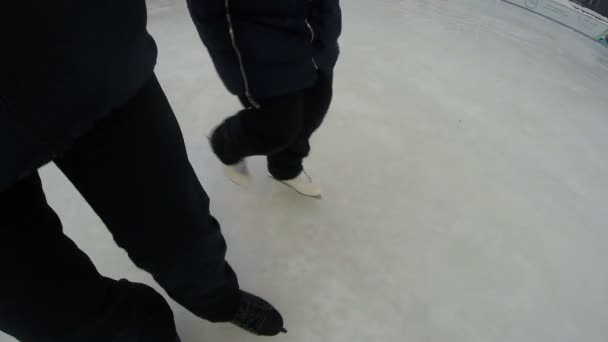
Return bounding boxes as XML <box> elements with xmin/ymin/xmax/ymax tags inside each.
<box><xmin>1</xmin><ymin>2</ymin><xmax>285</xmax><ymax>341</ymax></box>
<box><xmin>188</xmin><ymin>0</ymin><xmax>342</xmax><ymax>198</ymax></box>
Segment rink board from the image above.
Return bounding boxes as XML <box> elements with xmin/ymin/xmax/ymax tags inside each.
<box><xmin>502</xmin><ymin>0</ymin><xmax>608</xmax><ymax>45</ymax></box>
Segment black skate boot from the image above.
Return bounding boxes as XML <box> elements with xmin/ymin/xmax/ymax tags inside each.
<box><xmin>231</xmin><ymin>290</ymin><xmax>287</xmax><ymax>336</ymax></box>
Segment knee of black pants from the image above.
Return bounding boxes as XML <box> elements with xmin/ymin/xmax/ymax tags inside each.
<box><xmin>266</xmin><ymin>114</ymin><xmax>303</xmax><ymax>152</ymax></box>
<box><xmin>212</xmin><ymin>91</ymin><xmax>305</xmax><ymax>164</ymax></box>
<box><xmin>257</xmin><ymin>95</ymin><xmax>305</xmax><ymax>153</ymax></box>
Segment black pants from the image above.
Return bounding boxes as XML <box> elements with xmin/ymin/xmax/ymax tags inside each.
<box><xmin>0</xmin><ymin>76</ymin><xmax>239</xmax><ymax>342</ymax></box>
<box><xmin>211</xmin><ymin>71</ymin><xmax>333</xmax><ymax>180</ymax></box>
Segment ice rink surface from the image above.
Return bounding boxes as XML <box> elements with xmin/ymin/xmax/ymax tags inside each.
<box><xmin>3</xmin><ymin>0</ymin><xmax>608</xmax><ymax>341</ymax></box>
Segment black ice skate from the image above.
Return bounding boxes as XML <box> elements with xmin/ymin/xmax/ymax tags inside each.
<box><xmin>232</xmin><ymin>290</ymin><xmax>287</xmax><ymax>336</ymax></box>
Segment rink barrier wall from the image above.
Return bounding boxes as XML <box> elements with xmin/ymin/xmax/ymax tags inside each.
<box><xmin>501</xmin><ymin>0</ymin><xmax>608</xmax><ymax>47</ymax></box>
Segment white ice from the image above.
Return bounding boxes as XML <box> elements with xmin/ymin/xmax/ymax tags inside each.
<box><xmin>3</xmin><ymin>0</ymin><xmax>608</xmax><ymax>341</ymax></box>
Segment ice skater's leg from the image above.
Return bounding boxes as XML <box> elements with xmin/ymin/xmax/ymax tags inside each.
<box><xmin>0</xmin><ymin>173</ymin><xmax>179</xmax><ymax>342</ymax></box>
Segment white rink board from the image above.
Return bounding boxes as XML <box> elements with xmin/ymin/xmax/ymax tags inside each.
<box><xmin>502</xmin><ymin>0</ymin><xmax>608</xmax><ymax>41</ymax></box>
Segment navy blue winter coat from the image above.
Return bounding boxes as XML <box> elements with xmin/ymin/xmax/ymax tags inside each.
<box><xmin>187</xmin><ymin>0</ymin><xmax>342</xmax><ymax>106</ymax></box>
<box><xmin>1</xmin><ymin>1</ymin><xmax>156</xmax><ymax>192</ymax></box>
<box><xmin>0</xmin><ymin>1</ymin><xmax>340</xmax><ymax>192</ymax></box>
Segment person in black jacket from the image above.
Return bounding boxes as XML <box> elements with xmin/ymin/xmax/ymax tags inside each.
<box><xmin>0</xmin><ymin>2</ymin><xmax>285</xmax><ymax>341</ymax></box>
<box><xmin>188</xmin><ymin>0</ymin><xmax>342</xmax><ymax>198</ymax></box>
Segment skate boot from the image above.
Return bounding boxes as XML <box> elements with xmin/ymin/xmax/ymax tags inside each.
<box><xmin>277</xmin><ymin>170</ymin><xmax>322</xmax><ymax>198</ymax></box>
<box><xmin>207</xmin><ymin>129</ymin><xmax>252</xmax><ymax>187</ymax></box>
<box><xmin>232</xmin><ymin>291</ymin><xmax>287</xmax><ymax>336</ymax></box>
<box><xmin>224</xmin><ymin>160</ymin><xmax>252</xmax><ymax>187</ymax></box>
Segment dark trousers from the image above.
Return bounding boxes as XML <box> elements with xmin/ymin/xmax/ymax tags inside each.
<box><xmin>0</xmin><ymin>76</ymin><xmax>239</xmax><ymax>342</ymax></box>
<box><xmin>211</xmin><ymin>71</ymin><xmax>333</xmax><ymax>180</ymax></box>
